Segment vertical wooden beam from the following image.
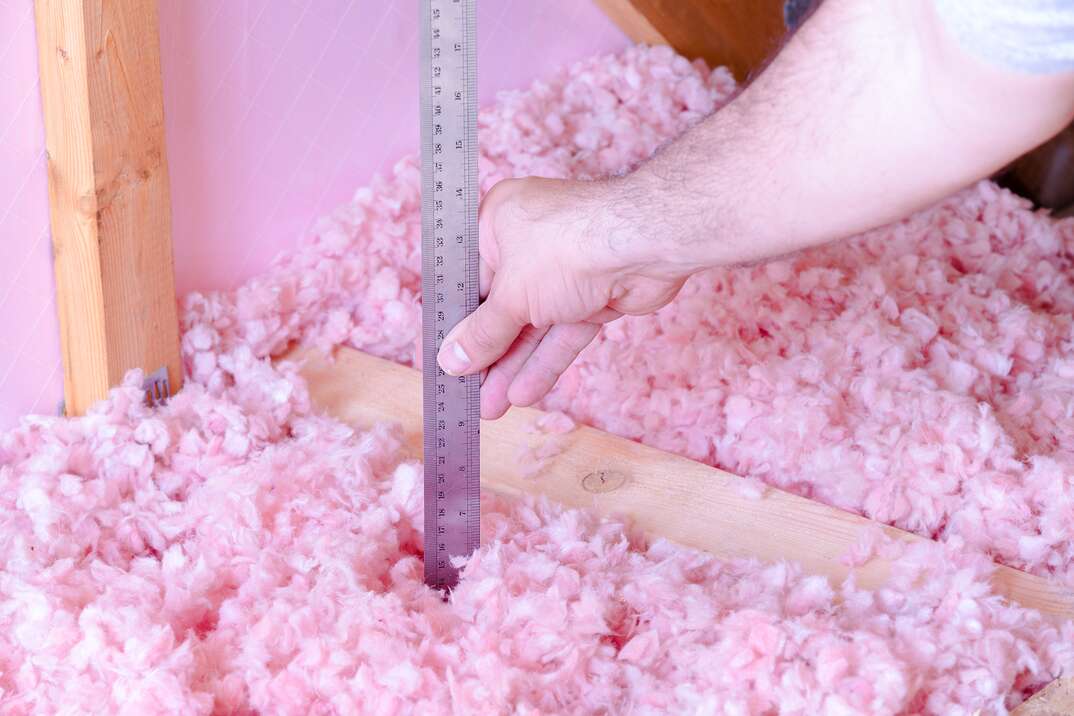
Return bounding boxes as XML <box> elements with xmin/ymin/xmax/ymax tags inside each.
<box><xmin>35</xmin><ymin>0</ymin><xmax>182</xmax><ymax>415</ymax></box>
<box><xmin>594</xmin><ymin>0</ymin><xmax>790</xmax><ymax>81</ymax></box>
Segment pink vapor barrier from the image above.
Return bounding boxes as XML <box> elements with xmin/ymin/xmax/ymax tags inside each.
<box><xmin>0</xmin><ymin>0</ymin><xmax>628</xmax><ymax>431</ymax></box>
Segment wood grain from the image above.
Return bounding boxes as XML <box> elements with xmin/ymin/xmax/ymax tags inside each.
<box><xmin>35</xmin><ymin>0</ymin><xmax>182</xmax><ymax>415</ymax></box>
<box><xmin>1013</xmin><ymin>675</ymin><xmax>1074</xmax><ymax>715</ymax></box>
<box><xmin>595</xmin><ymin>0</ymin><xmax>789</xmax><ymax>80</ymax></box>
<box><xmin>285</xmin><ymin>346</ymin><xmax>1074</xmax><ymax>623</ymax></box>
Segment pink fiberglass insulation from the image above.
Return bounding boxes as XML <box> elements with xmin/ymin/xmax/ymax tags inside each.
<box><xmin>2</xmin><ymin>46</ymin><xmax>1074</xmax><ymax>714</ymax></box>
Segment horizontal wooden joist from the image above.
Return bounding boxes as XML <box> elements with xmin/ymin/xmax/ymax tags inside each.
<box><xmin>287</xmin><ymin>345</ymin><xmax>1073</xmax><ymax>710</ymax></box>
<box><xmin>286</xmin><ymin>346</ymin><xmax>1074</xmax><ymax>622</ymax></box>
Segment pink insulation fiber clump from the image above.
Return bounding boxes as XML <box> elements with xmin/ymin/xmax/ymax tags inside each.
<box><xmin>3</xmin><ymin>46</ymin><xmax>1074</xmax><ymax>714</ymax></box>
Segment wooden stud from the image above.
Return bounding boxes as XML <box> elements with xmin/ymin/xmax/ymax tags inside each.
<box><xmin>594</xmin><ymin>0</ymin><xmax>790</xmax><ymax>81</ymax></box>
<box><xmin>286</xmin><ymin>346</ymin><xmax>1074</xmax><ymax>623</ymax></box>
<box><xmin>35</xmin><ymin>0</ymin><xmax>182</xmax><ymax>415</ymax></box>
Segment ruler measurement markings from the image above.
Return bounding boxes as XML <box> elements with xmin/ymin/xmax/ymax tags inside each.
<box><xmin>421</xmin><ymin>0</ymin><xmax>480</xmax><ymax>591</ymax></box>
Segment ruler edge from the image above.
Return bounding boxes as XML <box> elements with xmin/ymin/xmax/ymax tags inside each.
<box><xmin>462</xmin><ymin>0</ymin><xmax>482</xmax><ymax>581</ymax></box>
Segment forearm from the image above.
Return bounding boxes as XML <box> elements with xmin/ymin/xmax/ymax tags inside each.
<box><xmin>600</xmin><ymin>0</ymin><xmax>1074</xmax><ymax>275</ymax></box>
<box><xmin>452</xmin><ymin>0</ymin><xmax>1074</xmax><ymax>407</ymax></box>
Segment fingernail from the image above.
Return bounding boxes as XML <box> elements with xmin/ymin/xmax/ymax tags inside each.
<box><xmin>438</xmin><ymin>341</ymin><xmax>471</xmax><ymax>375</ymax></box>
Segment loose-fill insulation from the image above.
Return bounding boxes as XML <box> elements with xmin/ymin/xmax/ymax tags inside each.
<box><xmin>3</xmin><ymin>46</ymin><xmax>1074</xmax><ymax>715</ymax></box>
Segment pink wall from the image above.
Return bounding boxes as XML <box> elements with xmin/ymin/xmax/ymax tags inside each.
<box><xmin>0</xmin><ymin>0</ymin><xmax>59</xmax><ymax>425</ymax></box>
<box><xmin>0</xmin><ymin>0</ymin><xmax>628</xmax><ymax>430</ymax></box>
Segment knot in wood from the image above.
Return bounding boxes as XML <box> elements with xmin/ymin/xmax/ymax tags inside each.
<box><xmin>581</xmin><ymin>469</ymin><xmax>628</xmax><ymax>494</ymax></box>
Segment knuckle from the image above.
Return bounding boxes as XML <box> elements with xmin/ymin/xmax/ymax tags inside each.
<box><xmin>480</xmin><ymin>179</ymin><xmax>522</xmax><ymax>221</ymax></box>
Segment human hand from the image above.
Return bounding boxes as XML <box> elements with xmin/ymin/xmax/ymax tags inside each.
<box><xmin>436</xmin><ymin>176</ymin><xmax>689</xmax><ymax>419</ymax></box>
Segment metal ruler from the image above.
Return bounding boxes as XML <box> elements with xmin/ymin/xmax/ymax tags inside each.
<box><xmin>419</xmin><ymin>0</ymin><xmax>480</xmax><ymax>591</ymax></box>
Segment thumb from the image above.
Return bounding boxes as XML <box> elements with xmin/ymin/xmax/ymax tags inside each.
<box><xmin>437</xmin><ymin>291</ymin><xmax>525</xmax><ymax>376</ymax></box>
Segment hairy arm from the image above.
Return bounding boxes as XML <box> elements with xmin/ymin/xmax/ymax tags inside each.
<box><xmin>604</xmin><ymin>0</ymin><xmax>1074</xmax><ymax>272</ymax></box>
<box><xmin>440</xmin><ymin>0</ymin><xmax>1074</xmax><ymax>419</ymax></box>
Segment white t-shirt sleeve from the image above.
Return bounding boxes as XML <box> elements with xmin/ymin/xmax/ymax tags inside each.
<box><xmin>934</xmin><ymin>0</ymin><xmax>1074</xmax><ymax>73</ymax></box>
